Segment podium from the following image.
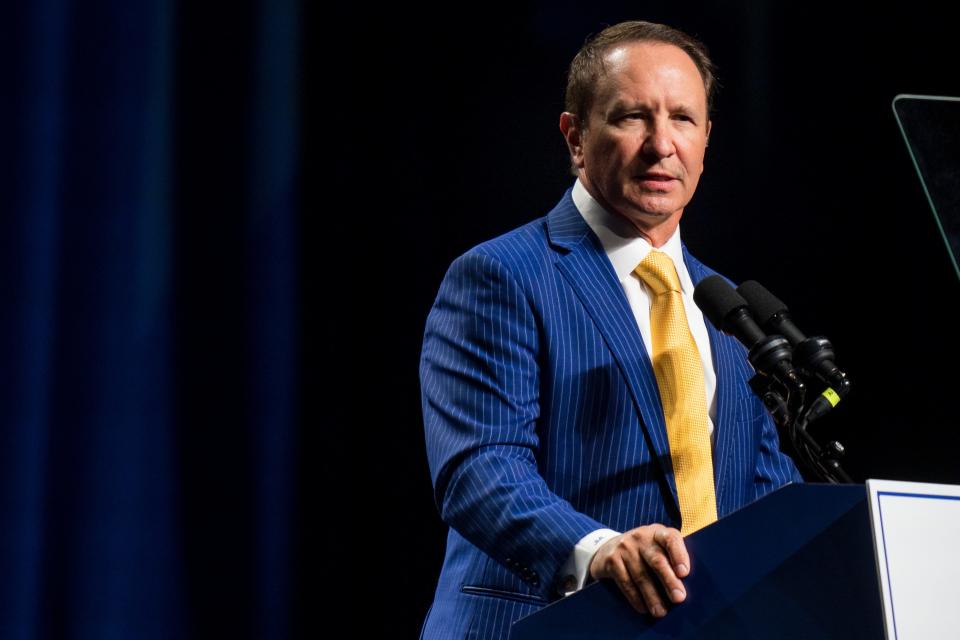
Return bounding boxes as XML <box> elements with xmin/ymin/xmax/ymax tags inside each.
<box><xmin>510</xmin><ymin>484</ymin><xmax>885</xmax><ymax>639</ymax></box>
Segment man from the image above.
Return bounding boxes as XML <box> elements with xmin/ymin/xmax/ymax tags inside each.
<box><xmin>420</xmin><ymin>20</ymin><xmax>801</xmax><ymax>640</ymax></box>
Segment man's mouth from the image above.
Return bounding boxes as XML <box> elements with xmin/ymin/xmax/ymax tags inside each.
<box><xmin>638</xmin><ymin>171</ymin><xmax>676</xmax><ymax>181</ymax></box>
<box><xmin>636</xmin><ymin>172</ymin><xmax>677</xmax><ymax>188</ymax></box>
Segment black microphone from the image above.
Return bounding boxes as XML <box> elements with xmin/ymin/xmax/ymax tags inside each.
<box><xmin>693</xmin><ymin>275</ymin><xmax>803</xmax><ymax>395</ymax></box>
<box><xmin>737</xmin><ymin>280</ymin><xmax>850</xmax><ymax>421</ymax></box>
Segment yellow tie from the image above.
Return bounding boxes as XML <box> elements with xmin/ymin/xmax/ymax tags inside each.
<box><xmin>634</xmin><ymin>251</ymin><xmax>717</xmax><ymax>535</ymax></box>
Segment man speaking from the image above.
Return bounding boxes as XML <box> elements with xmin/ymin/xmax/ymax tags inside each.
<box><xmin>419</xmin><ymin>20</ymin><xmax>801</xmax><ymax>640</ymax></box>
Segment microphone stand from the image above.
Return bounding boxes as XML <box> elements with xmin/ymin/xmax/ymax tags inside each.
<box><xmin>792</xmin><ymin>413</ymin><xmax>853</xmax><ymax>484</ymax></box>
<box><xmin>748</xmin><ymin>372</ymin><xmax>852</xmax><ymax>484</ymax></box>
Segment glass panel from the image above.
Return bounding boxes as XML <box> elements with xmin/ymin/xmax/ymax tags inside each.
<box><xmin>892</xmin><ymin>94</ymin><xmax>960</xmax><ymax>282</ymax></box>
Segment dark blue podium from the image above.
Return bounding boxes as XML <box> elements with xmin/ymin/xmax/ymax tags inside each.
<box><xmin>510</xmin><ymin>484</ymin><xmax>884</xmax><ymax>639</ymax></box>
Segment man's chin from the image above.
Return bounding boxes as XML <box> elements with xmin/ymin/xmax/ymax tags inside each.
<box><xmin>598</xmin><ymin>189</ymin><xmax>681</xmax><ymax>224</ymax></box>
<box><xmin>624</xmin><ymin>201</ymin><xmax>679</xmax><ymax>222</ymax></box>
<box><xmin>615</xmin><ymin>201</ymin><xmax>682</xmax><ymax>230</ymax></box>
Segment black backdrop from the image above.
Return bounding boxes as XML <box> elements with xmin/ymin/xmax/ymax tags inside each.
<box><xmin>314</xmin><ymin>3</ymin><xmax>960</xmax><ymax>637</ymax></box>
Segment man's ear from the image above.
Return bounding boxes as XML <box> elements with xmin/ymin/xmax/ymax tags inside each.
<box><xmin>559</xmin><ymin>112</ymin><xmax>585</xmax><ymax>169</ymax></box>
<box><xmin>705</xmin><ymin>119</ymin><xmax>712</xmax><ymax>147</ymax></box>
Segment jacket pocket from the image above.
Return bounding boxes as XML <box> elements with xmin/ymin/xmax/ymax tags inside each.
<box><xmin>460</xmin><ymin>584</ymin><xmax>547</xmax><ymax>606</ymax></box>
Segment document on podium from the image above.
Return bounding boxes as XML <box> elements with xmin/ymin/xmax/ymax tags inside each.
<box><xmin>866</xmin><ymin>479</ymin><xmax>960</xmax><ymax>640</ymax></box>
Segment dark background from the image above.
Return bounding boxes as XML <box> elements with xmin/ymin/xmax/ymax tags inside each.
<box><xmin>320</xmin><ymin>3</ymin><xmax>960</xmax><ymax>637</ymax></box>
<box><xmin>4</xmin><ymin>1</ymin><xmax>960</xmax><ymax>638</ymax></box>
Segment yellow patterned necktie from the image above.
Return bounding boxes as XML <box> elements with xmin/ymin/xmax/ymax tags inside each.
<box><xmin>634</xmin><ymin>251</ymin><xmax>717</xmax><ymax>535</ymax></box>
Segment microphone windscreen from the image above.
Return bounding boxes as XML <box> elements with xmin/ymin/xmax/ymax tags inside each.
<box><xmin>737</xmin><ymin>280</ymin><xmax>788</xmax><ymax>326</ymax></box>
<box><xmin>693</xmin><ymin>275</ymin><xmax>748</xmax><ymax>330</ymax></box>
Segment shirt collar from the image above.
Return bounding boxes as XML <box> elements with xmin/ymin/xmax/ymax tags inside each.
<box><xmin>572</xmin><ymin>178</ymin><xmax>693</xmax><ymax>293</ymax></box>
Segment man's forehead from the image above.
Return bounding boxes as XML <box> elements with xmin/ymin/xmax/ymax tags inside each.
<box><xmin>593</xmin><ymin>42</ymin><xmax>707</xmax><ymax>109</ymax></box>
<box><xmin>604</xmin><ymin>45</ymin><xmax>633</xmax><ymax>68</ymax></box>
<box><xmin>600</xmin><ymin>41</ymin><xmax>700</xmax><ymax>80</ymax></box>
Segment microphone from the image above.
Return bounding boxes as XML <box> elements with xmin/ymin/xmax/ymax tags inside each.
<box><xmin>737</xmin><ymin>280</ymin><xmax>850</xmax><ymax>421</ymax></box>
<box><xmin>693</xmin><ymin>275</ymin><xmax>803</xmax><ymax>395</ymax></box>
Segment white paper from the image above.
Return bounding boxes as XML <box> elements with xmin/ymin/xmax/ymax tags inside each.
<box><xmin>867</xmin><ymin>479</ymin><xmax>960</xmax><ymax>640</ymax></box>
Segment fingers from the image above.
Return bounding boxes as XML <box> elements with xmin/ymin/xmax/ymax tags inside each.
<box><xmin>589</xmin><ymin>524</ymin><xmax>690</xmax><ymax>618</ymax></box>
<box><xmin>642</xmin><ymin>530</ymin><xmax>686</xmax><ymax>605</ymax></box>
<box><xmin>591</xmin><ymin>535</ymin><xmax>650</xmax><ymax>614</ymax></box>
<box><xmin>623</xmin><ymin>553</ymin><xmax>668</xmax><ymax>617</ymax></box>
<box><xmin>606</xmin><ymin>555</ymin><xmax>648</xmax><ymax>615</ymax></box>
<box><xmin>656</xmin><ymin>527</ymin><xmax>690</xmax><ymax>578</ymax></box>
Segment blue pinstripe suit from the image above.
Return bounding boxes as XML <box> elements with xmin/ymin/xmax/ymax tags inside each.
<box><xmin>419</xmin><ymin>187</ymin><xmax>801</xmax><ymax>640</ymax></box>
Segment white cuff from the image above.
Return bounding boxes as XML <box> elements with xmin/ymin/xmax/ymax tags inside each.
<box><xmin>557</xmin><ymin>528</ymin><xmax>620</xmax><ymax>596</ymax></box>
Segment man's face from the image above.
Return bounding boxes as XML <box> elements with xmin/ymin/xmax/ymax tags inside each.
<box><xmin>564</xmin><ymin>42</ymin><xmax>712</xmax><ymax>236</ymax></box>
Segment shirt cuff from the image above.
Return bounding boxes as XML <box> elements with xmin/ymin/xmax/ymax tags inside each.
<box><xmin>557</xmin><ymin>528</ymin><xmax>621</xmax><ymax>596</ymax></box>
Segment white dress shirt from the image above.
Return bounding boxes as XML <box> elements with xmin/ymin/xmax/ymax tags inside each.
<box><xmin>557</xmin><ymin>178</ymin><xmax>719</xmax><ymax>595</ymax></box>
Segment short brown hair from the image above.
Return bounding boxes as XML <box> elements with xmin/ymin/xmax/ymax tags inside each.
<box><xmin>564</xmin><ymin>21</ymin><xmax>718</xmax><ymax>124</ymax></box>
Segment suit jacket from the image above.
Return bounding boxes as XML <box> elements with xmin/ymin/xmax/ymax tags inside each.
<box><xmin>419</xmin><ymin>187</ymin><xmax>801</xmax><ymax>640</ymax></box>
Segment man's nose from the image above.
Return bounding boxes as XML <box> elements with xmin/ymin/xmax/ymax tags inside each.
<box><xmin>642</xmin><ymin>120</ymin><xmax>676</xmax><ymax>159</ymax></box>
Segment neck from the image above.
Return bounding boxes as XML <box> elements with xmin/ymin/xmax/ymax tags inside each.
<box><xmin>625</xmin><ymin>217</ymin><xmax>678</xmax><ymax>248</ymax></box>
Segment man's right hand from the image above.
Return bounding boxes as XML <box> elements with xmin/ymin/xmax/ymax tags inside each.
<box><xmin>588</xmin><ymin>524</ymin><xmax>689</xmax><ymax>618</ymax></box>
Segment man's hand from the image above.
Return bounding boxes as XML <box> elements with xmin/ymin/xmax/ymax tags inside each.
<box><xmin>588</xmin><ymin>525</ymin><xmax>689</xmax><ymax>618</ymax></box>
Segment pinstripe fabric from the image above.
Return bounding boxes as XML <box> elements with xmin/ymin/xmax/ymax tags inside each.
<box><xmin>419</xmin><ymin>188</ymin><xmax>802</xmax><ymax>640</ymax></box>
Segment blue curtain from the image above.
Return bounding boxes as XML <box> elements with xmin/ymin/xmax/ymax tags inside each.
<box><xmin>1</xmin><ymin>1</ymin><xmax>299</xmax><ymax>637</ymax></box>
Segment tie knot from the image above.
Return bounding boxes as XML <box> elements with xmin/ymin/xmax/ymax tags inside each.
<box><xmin>634</xmin><ymin>251</ymin><xmax>682</xmax><ymax>295</ymax></box>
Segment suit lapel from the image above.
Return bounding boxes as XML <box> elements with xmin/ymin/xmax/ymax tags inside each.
<box><xmin>547</xmin><ymin>193</ymin><xmax>679</xmax><ymax>511</ymax></box>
